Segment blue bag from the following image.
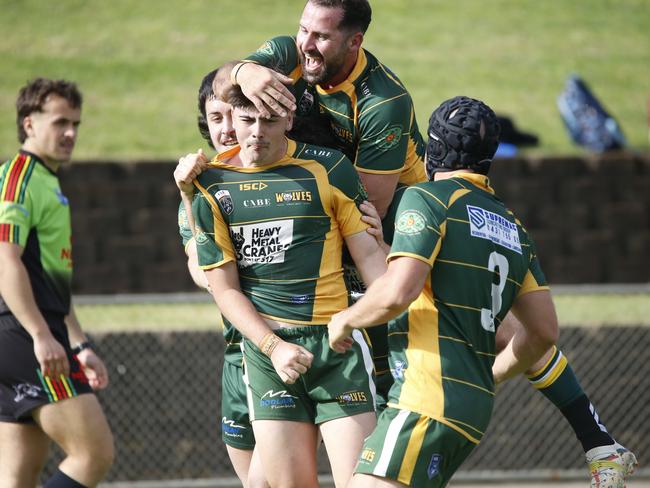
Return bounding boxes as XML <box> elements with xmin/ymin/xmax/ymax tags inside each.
<box><xmin>557</xmin><ymin>75</ymin><xmax>626</xmax><ymax>152</ymax></box>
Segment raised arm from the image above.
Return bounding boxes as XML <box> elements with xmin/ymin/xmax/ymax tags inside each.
<box><xmin>229</xmin><ymin>63</ymin><xmax>296</xmax><ymax>118</ymax></box>
<box><xmin>175</xmin><ymin>150</ymin><xmax>211</xmax><ymax>290</ymax></box>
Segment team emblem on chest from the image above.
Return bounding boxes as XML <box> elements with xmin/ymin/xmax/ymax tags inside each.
<box><xmin>215</xmin><ymin>190</ymin><xmax>234</xmax><ymax>215</ymax></box>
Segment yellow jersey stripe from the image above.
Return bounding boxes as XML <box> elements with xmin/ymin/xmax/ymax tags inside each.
<box><xmin>398</xmin><ymin>415</ymin><xmax>428</xmax><ymax>485</ymax></box>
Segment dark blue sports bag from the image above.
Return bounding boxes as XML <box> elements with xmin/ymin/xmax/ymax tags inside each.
<box><xmin>557</xmin><ymin>75</ymin><xmax>626</xmax><ymax>152</ymax></box>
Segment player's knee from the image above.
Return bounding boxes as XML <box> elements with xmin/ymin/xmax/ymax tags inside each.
<box><xmin>263</xmin><ymin>464</ymin><xmax>317</xmax><ymax>488</ymax></box>
<box><xmin>269</xmin><ymin>475</ymin><xmax>316</xmax><ymax>488</ymax></box>
<box><xmin>248</xmin><ymin>474</ymin><xmax>270</xmax><ymax>488</ymax></box>
<box><xmin>72</xmin><ymin>429</ymin><xmax>115</xmax><ymax>478</ymax></box>
<box><xmin>90</xmin><ymin>432</ymin><xmax>115</xmax><ymax>476</ymax></box>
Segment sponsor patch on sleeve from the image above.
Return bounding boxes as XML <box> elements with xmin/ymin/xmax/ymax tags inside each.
<box><xmin>467</xmin><ymin>205</ymin><xmax>522</xmax><ymax>254</ymax></box>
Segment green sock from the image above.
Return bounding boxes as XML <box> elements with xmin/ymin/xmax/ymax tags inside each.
<box><xmin>527</xmin><ymin>346</ymin><xmax>583</xmax><ymax>408</ymax></box>
<box><xmin>527</xmin><ymin>346</ymin><xmax>614</xmax><ymax>452</ymax></box>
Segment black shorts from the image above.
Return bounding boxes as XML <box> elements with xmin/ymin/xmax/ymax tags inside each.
<box><xmin>0</xmin><ymin>312</ymin><xmax>93</xmax><ymax>423</ymax></box>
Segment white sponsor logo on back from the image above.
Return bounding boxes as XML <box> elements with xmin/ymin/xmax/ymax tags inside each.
<box><xmin>467</xmin><ymin>205</ymin><xmax>522</xmax><ymax>254</ymax></box>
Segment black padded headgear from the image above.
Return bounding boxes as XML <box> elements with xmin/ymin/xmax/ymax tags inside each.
<box><xmin>425</xmin><ymin>96</ymin><xmax>500</xmax><ymax>179</ymax></box>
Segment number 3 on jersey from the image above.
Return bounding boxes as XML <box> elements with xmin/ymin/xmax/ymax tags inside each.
<box><xmin>481</xmin><ymin>251</ymin><xmax>509</xmax><ymax>332</ymax></box>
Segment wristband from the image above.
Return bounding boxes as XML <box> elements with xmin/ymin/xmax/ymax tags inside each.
<box><xmin>71</xmin><ymin>340</ymin><xmax>93</xmax><ymax>355</ymax></box>
<box><xmin>230</xmin><ymin>62</ymin><xmax>247</xmax><ymax>86</ymax></box>
<box><xmin>259</xmin><ymin>332</ymin><xmax>280</xmax><ymax>357</ymax></box>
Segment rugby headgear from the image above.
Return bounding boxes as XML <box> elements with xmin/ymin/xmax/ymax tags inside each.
<box><xmin>425</xmin><ymin>96</ymin><xmax>500</xmax><ymax>179</ymax></box>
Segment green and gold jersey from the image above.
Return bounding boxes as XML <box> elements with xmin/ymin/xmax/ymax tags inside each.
<box><xmin>193</xmin><ymin>138</ymin><xmax>369</xmax><ymax>326</ymax></box>
<box><xmin>178</xmin><ymin>201</ymin><xmax>243</xmax><ymax>363</ymax></box>
<box><xmin>245</xmin><ymin>36</ymin><xmax>426</xmax><ymax>186</ymax></box>
<box><xmin>386</xmin><ymin>173</ymin><xmax>548</xmax><ymax>444</ymax></box>
<box><xmin>0</xmin><ymin>151</ymin><xmax>72</xmax><ymax>315</ymax></box>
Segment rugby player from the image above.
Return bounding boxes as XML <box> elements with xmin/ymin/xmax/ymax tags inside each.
<box><xmin>177</xmin><ymin>77</ymin><xmax>387</xmax><ymax>487</ymax></box>
<box><xmin>328</xmin><ymin>96</ymin><xmax>559</xmax><ymax>487</ymax></box>
<box><xmin>228</xmin><ymin>0</ymin><xmax>424</xmax><ymax>412</ymax></box>
<box><xmin>0</xmin><ymin>78</ymin><xmax>114</xmax><ymax>488</ymax></box>
<box><xmin>331</xmin><ymin>97</ymin><xmax>638</xmax><ymax>487</ymax></box>
<box><xmin>175</xmin><ymin>66</ymin><xmax>268</xmax><ymax>488</ymax></box>
<box><xmin>230</xmin><ymin>0</ymin><xmax>424</xmax><ymax>219</ymax></box>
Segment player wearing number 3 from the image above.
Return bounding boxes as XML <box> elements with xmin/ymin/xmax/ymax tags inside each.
<box><xmin>328</xmin><ymin>96</ymin><xmax>559</xmax><ymax>487</ymax></box>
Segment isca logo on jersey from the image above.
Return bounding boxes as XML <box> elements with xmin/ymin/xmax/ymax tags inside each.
<box><xmin>239</xmin><ymin>182</ymin><xmax>268</xmax><ymax>191</ymax></box>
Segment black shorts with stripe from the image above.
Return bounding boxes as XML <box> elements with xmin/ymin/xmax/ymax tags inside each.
<box><xmin>0</xmin><ymin>312</ymin><xmax>93</xmax><ymax>423</ymax></box>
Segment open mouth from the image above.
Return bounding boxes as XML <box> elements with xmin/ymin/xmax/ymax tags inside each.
<box><xmin>303</xmin><ymin>54</ymin><xmax>323</xmax><ymax>72</ymax></box>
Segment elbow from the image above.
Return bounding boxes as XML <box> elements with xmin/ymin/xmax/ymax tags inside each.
<box><xmin>387</xmin><ymin>285</ymin><xmax>419</xmax><ymax>312</ymax></box>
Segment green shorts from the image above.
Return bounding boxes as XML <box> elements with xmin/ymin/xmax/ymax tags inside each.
<box><xmin>221</xmin><ymin>353</ymin><xmax>255</xmax><ymax>450</ymax></box>
<box><xmin>374</xmin><ymin>370</ymin><xmax>394</xmax><ymax>413</ymax></box>
<box><xmin>244</xmin><ymin>326</ymin><xmax>376</xmax><ymax>424</ymax></box>
<box><xmin>355</xmin><ymin>407</ymin><xmax>476</xmax><ymax>487</ymax></box>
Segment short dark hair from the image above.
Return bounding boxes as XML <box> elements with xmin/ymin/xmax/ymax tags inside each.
<box><xmin>307</xmin><ymin>0</ymin><xmax>372</xmax><ymax>34</ymax></box>
<box><xmin>219</xmin><ymin>83</ymin><xmax>256</xmax><ymax>112</ymax></box>
<box><xmin>197</xmin><ymin>68</ymin><xmax>220</xmax><ymax>149</ymax></box>
<box><xmin>16</xmin><ymin>78</ymin><xmax>82</xmax><ymax>143</ymax></box>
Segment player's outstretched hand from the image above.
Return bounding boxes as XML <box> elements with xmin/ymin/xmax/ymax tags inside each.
<box><xmin>270</xmin><ymin>340</ymin><xmax>313</xmax><ymax>384</ymax></box>
<box><xmin>236</xmin><ymin>63</ymin><xmax>296</xmax><ymax>118</ymax></box>
<box><xmin>174</xmin><ymin>149</ymin><xmax>209</xmax><ymax>195</ymax></box>
<box><xmin>328</xmin><ymin>312</ymin><xmax>354</xmax><ymax>354</ymax></box>
<box><xmin>33</xmin><ymin>332</ymin><xmax>70</xmax><ymax>379</ymax></box>
<box><xmin>77</xmin><ymin>349</ymin><xmax>110</xmax><ymax>390</ymax></box>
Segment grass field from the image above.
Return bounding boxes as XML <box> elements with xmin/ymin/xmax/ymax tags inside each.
<box><xmin>1</xmin><ymin>0</ymin><xmax>649</xmax><ymax>160</ymax></box>
<box><xmin>75</xmin><ymin>293</ymin><xmax>650</xmax><ymax>332</ymax></box>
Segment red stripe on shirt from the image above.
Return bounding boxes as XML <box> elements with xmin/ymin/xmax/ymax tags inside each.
<box><xmin>1</xmin><ymin>154</ymin><xmax>27</xmax><ymax>202</ymax></box>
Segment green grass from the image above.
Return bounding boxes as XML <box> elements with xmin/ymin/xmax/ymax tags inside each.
<box><xmin>1</xmin><ymin>0</ymin><xmax>649</xmax><ymax>160</ymax></box>
<box><xmin>75</xmin><ymin>294</ymin><xmax>650</xmax><ymax>332</ymax></box>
